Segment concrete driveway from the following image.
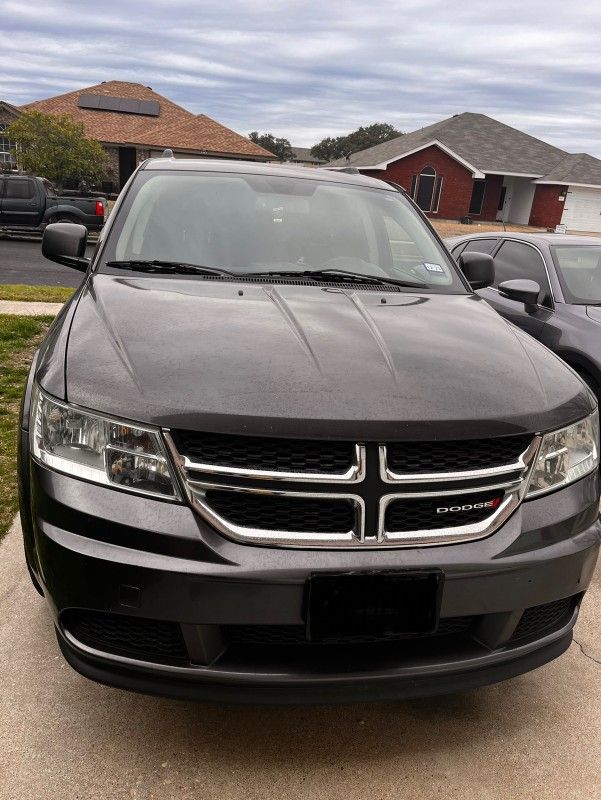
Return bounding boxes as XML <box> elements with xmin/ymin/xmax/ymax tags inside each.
<box><xmin>1</xmin><ymin>517</ymin><xmax>599</xmax><ymax>800</ymax></box>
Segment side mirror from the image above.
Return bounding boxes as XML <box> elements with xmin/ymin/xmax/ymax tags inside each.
<box><xmin>458</xmin><ymin>251</ymin><xmax>495</xmax><ymax>289</ymax></box>
<box><xmin>42</xmin><ymin>222</ymin><xmax>90</xmax><ymax>272</ymax></box>
<box><xmin>498</xmin><ymin>279</ymin><xmax>541</xmax><ymax>310</ymax></box>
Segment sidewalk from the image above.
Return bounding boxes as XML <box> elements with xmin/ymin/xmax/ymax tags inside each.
<box><xmin>0</xmin><ymin>300</ymin><xmax>62</xmax><ymax>316</ymax></box>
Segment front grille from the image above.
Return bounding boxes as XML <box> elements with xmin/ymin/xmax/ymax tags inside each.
<box><xmin>169</xmin><ymin>430</ymin><xmax>536</xmax><ymax>547</ymax></box>
<box><xmin>225</xmin><ymin>616</ymin><xmax>475</xmax><ymax>646</ymax></box>
<box><xmin>510</xmin><ymin>597</ymin><xmax>575</xmax><ymax>642</ymax></box>
<box><xmin>386</xmin><ymin>435</ymin><xmax>532</xmax><ymax>475</ymax></box>
<box><xmin>170</xmin><ymin>430</ymin><xmax>355</xmax><ymax>475</ymax></box>
<box><xmin>63</xmin><ymin>610</ymin><xmax>188</xmax><ymax>663</ymax></box>
<box><xmin>385</xmin><ymin>490</ymin><xmax>505</xmax><ymax>532</ymax></box>
<box><xmin>205</xmin><ymin>490</ymin><xmax>356</xmax><ymax>533</ymax></box>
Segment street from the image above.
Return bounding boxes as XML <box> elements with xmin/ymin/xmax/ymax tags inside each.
<box><xmin>0</xmin><ymin>517</ymin><xmax>599</xmax><ymax>800</ymax></box>
<box><xmin>0</xmin><ymin>238</ymin><xmax>88</xmax><ymax>288</ymax></box>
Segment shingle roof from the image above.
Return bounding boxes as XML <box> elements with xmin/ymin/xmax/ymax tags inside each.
<box><xmin>22</xmin><ymin>80</ymin><xmax>273</xmax><ymax>159</ymax></box>
<box><xmin>537</xmin><ymin>153</ymin><xmax>601</xmax><ymax>186</ymax></box>
<box><xmin>290</xmin><ymin>146</ymin><xmax>325</xmax><ymax>164</ymax></box>
<box><xmin>135</xmin><ymin>113</ymin><xmax>274</xmax><ymax>158</ymax></box>
<box><xmin>328</xmin><ymin>112</ymin><xmax>567</xmax><ymax>175</ymax></box>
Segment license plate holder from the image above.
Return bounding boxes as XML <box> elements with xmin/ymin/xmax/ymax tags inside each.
<box><xmin>306</xmin><ymin>570</ymin><xmax>444</xmax><ymax>642</ymax></box>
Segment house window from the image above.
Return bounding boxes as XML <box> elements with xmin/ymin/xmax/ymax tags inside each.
<box><xmin>415</xmin><ymin>166</ymin><xmax>437</xmax><ymax>212</ymax></box>
<box><xmin>468</xmin><ymin>179</ymin><xmax>486</xmax><ymax>215</ymax></box>
<box><xmin>0</xmin><ymin>123</ymin><xmax>17</xmax><ymax>170</ymax></box>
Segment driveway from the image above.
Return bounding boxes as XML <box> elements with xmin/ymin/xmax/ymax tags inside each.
<box><xmin>0</xmin><ymin>517</ymin><xmax>599</xmax><ymax>800</ymax></box>
<box><xmin>0</xmin><ymin>239</ymin><xmax>88</xmax><ymax>288</ymax></box>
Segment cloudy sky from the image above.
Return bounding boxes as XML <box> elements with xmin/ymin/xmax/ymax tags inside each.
<box><xmin>1</xmin><ymin>0</ymin><xmax>600</xmax><ymax>155</ymax></box>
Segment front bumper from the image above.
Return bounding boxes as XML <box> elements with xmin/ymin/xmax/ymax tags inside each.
<box><xmin>28</xmin><ymin>462</ymin><xmax>600</xmax><ymax>703</ymax></box>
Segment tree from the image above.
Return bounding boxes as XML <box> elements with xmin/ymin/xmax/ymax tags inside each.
<box><xmin>248</xmin><ymin>131</ymin><xmax>294</xmax><ymax>162</ymax></box>
<box><xmin>311</xmin><ymin>123</ymin><xmax>402</xmax><ymax>162</ymax></box>
<box><xmin>8</xmin><ymin>110</ymin><xmax>107</xmax><ymax>190</ymax></box>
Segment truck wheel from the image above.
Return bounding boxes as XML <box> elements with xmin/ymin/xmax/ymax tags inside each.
<box><xmin>50</xmin><ymin>214</ymin><xmax>77</xmax><ymax>224</ymax></box>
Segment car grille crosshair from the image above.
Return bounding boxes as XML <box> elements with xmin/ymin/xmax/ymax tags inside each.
<box><xmin>164</xmin><ymin>431</ymin><xmax>539</xmax><ymax>548</ymax></box>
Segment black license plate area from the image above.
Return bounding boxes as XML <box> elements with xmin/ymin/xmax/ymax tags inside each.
<box><xmin>306</xmin><ymin>571</ymin><xmax>443</xmax><ymax>642</ymax></box>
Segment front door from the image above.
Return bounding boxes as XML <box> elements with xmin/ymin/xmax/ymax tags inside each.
<box><xmin>477</xmin><ymin>239</ymin><xmax>552</xmax><ymax>338</ymax></box>
<box><xmin>118</xmin><ymin>147</ymin><xmax>137</xmax><ymax>189</ymax></box>
<box><xmin>1</xmin><ymin>177</ymin><xmax>39</xmax><ymax>226</ymax></box>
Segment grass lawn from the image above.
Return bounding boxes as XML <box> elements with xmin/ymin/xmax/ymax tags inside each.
<box><xmin>431</xmin><ymin>219</ymin><xmax>548</xmax><ymax>238</ymax></box>
<box><xmin>0</xmin><ymin>284</ymin><xmax>74</xmax><ymax>303</ymax></box>
<box><xmin>0</xmin><ymin>314</ymin><xmax>53</xmax><ymax>541</ymax></box>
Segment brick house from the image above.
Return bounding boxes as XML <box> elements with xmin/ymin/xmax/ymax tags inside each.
<box><xmin>328</xmin><ymin>113</ymin><xmax>601</xmax><ymax>233</ymax></box>
<box><xmin>1</xmin><ymin>81</ymin><xmax>273</xmax><ymax>191</ymax></box>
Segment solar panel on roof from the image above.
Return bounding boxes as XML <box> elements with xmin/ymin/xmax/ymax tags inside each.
<box><xmin>78</xmin><ymin>94</ymin><xmax>160</xmax><ymax>116</ymax></box>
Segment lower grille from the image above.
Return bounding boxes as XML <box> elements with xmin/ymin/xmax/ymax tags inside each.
<box><xmin>62</xmin><ymin>610</ymin><xmax>188</xmax><ymax>663</ymax></box>
<box><xmin>510</xmin><ymin>597</ymin><xmax>575</xmax><ymax>642</ymax></box>
<box><xmin>205</xmin><ymin>490</ymin><xmax>356</xmax><ymax>534</ymax></box>
<box><xmin>225</xmin><ymin>616</ymin><xmax>475</xmax><ymax>646</ymax></box>
<box><xmin>385</xmin><ymin>490</ymin><xmax>505</xmax><ymax>532</ymax></box>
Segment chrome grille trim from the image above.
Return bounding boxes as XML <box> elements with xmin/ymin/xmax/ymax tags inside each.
<box><xmin>186</xmin><ymin>480</ymin><xmax>365</xmax><ymax>547</ymax></box>
<box><xmin>164</xmin><ymin>431</ymin><xmax>365</xmax><ymax>483</ymax></box>
<box><xmin>164</xmin><ymin>430</ymin><xmax>541</xmax><ymax>549</ymax></box>
<box><xmin>379</xmin><ymin>438</ymin><xmax>540</xmax><ymax>484</ymax></box>
<box><xmin>378</xmin><ymin>481</ymin><xmax>522</xmax><ymax>547</ymax></box>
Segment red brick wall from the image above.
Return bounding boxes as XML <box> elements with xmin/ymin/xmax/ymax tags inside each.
<box><xmin>363</xmin><ymin>145</ymin><xmax>476</xmax><ymax>219</ymax></box>
<box><xmin>529</xmin><ymin>185</ymin><xmax>565</xmax><ymax>228</ymax></box>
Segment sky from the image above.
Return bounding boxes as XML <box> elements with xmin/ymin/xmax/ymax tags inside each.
<box><xmin>1</xmin><ymin>0</ymin><xmax>601</xmax><ymax>155</ymax></box>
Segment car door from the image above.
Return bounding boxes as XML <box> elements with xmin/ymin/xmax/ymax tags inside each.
<box><xmin>477</xmin><ymin>239</ymin><xmax>553</xmax><ymax>338</ymax></box>
<box><xmin>2</xmin><ymin>177</ymin><xmax>39</xmax><ymax>226</ymax></box>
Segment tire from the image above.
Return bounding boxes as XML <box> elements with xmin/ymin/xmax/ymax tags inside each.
<box><xmin>49</xmin><ymin>214</ymin><xmax>77</xmax><ymax>225</ymax></box>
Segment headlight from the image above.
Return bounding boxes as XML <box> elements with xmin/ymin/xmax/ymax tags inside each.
<box><xmin>30</xmin><ymin>386</ymin><xmax>181</xmax><ymax>500</ymax></box>
<box><xmin>526</xmin><ymin>409</ymin><xmax>599</xmax><ymax>498</ymax></box>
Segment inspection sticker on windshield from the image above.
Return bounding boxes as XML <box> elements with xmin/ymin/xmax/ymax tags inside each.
<box><xmin>424</xmin><ymin>263</ymin><xmax>444</xmax><ymax>273</ymax></box>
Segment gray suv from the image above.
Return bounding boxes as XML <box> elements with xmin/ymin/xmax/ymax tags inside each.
<box><xmin>448</xmin><ymin>232</ymin><xmax>601</xmax><ymax>399</ymax></box>
<box><xmin>18</xmin><ymin>160</ymin><xmax>600</xmax><ymax>703</ymax></box>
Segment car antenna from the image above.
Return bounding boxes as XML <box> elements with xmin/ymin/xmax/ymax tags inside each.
<box><xmin>162</xmin><ymin>148</ymin><xmax>174</xmax><ymax>159</ymax></box>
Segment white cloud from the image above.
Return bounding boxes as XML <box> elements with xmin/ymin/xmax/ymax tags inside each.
<box><xmin>0</xmin><ymin>0</ymin><xmax>600</xmax><ymax>154</ymax></box>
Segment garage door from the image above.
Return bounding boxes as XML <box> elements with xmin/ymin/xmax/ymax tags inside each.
<box><xmin>561</xmin><ymin>186</ymin><xmax>601</xmax><ymax>233</ymax></box>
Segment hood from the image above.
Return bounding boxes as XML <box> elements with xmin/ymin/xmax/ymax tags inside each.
<box><xmin>56</xmin><ymin>274</ymin><xmax>591</xmax><ymax>440</ymax></box>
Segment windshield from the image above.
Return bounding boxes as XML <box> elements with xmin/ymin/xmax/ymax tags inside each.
<box><xmin>102</xmin><ymin>170</ymin><xmax>466</xmax><ymax>292</ymax></box>
<box><xmin>552</xmin><ymin>245</ymin><xmax>601</xmax><ymax>304</ymax></box>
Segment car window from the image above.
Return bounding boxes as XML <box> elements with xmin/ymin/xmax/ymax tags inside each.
<box><xmin>551</xmin><ymin>245</ymin><xmax>601</xmax><ymax>304</ymax></box>
<box><xmin>451</xmin><ymin>242</ymin><xmax>467</xmax><ymax>257</ymax></box>
<box><xmin>42</xmin><ymin>180</ymin><xmax>56</xmax><ymax>197</ymax></box>
<box><xmin>5</xmin><ymin>178</ymin><xmax>35</xmax><ymax>200</ymax></box>
<box><xmin>104</xmin><ymin>171</ymin><xmax>468</xmax><ymax>293</ymax></box>
<box><xmin>493</xmin><ymin>240</ymin><xmax>552</xmax><ymax>306</ymax></box>
<box><xmin>463</xmin><ymin>238</ymin><xmax>497</xmax><ymax>254</ymax></box>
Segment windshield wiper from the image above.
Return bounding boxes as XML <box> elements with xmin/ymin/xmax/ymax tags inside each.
<box><xmin>105</xmin><ymin>260</ymin><xmax>235</xmax><ymax>277</ymax></box>
<box><xmin>243</xmin><ymin>268</ymin><xmax>429</xmax><ymax>288</ymax></box>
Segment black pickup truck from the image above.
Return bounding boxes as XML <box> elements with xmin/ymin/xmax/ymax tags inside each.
<box><xmin>0</xmin><ymin>175</ymin><xmax>105</xmax><ymax>231</ymax></box>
